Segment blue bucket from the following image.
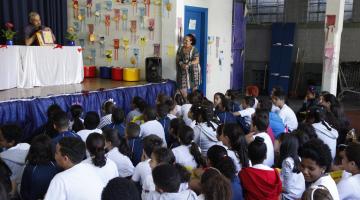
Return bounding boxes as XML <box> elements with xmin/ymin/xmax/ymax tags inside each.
<box><xmin>99</xmin><ymin>66</ymin><xmax>112</xmax><ymax>79</ymax></box>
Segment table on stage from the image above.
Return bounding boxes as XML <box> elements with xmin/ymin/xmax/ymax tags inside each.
<box><xmin>0</xmin><ymin>45</ymin><xmax>84</xmax><ymax>90</ymax></box>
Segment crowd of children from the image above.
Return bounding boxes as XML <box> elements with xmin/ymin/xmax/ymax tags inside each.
<box><xmin>0</xmin><ymin>86</ymin><xmax>359</xmax><ymax>200</ymax></box>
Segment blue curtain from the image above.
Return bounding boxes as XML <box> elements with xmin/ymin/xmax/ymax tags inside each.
<box><xmin>0</xmin><ymin>81</ymin><xmax>176</xmax><ymax>141</ymax></box>
<box><xmin>0</xmin><ymin>0</ymin><xmax>67</xmax><ymax>45</ymax></box>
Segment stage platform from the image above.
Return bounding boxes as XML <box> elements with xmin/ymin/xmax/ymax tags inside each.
<box><xmin>0</xmin><ymin>78</ymin><xmax>176</xmax><ymax>140</ymax></box>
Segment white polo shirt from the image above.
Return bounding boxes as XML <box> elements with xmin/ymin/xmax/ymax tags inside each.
<box><xmin>140</xmin><ymin>120</ymin><xmax>167</xmax><ymax>147</ymax></box>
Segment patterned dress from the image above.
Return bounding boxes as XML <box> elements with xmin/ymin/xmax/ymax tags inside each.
<box><xmin>176</xmin><ymin>46</ymin><xmax>201</xmax><ymax>90</ymax></box>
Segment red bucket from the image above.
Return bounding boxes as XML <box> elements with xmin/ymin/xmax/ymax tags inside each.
<box><xmin>84</xmin><ymin>66</ymin><xmax>96</xmax><ymax>78</ymax></box>
<box><xmin>112</xmin><ymin>67</ymin><xmax>123</xmax><ymax>81</ymax></box>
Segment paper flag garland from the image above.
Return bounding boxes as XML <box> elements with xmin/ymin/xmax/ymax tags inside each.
<box><xmin>153</xmin><ymin>43</ymin><xmax>160</xmax><ymax>57</ymax></box>
<box><xmin>86</xmin><ymin>0</ymin><xmax>93</xmax><ymax>18</ymax></box>
<box><xmin>95</xmin><ymin>3</ymin><xmax>102</xmax><ymax>24</ymax></box>
<box><xmin>148</xmin><ymin>18</ymin><xmax>155</xmax><ymax>40</ymax></box>
<box><xmin>73</xmin><ymin>21</ymin><xmax>80</xmax><ymax>32</ymax></box>
<box><xmin>99</xmin><ymin>36</ymin><xmax>105</xmax><ymax>56</ymax></box>
<box><xmin>114</xmin><ymin>39</ymin><xmax>120</xmax><ymax>60</ymax></box>
<box><xmin>139</xmin><ymin>7</ymin><xmax>146</xmax><ymax>29</ymax></box>
<box><xmin>106</xmin><ymin>0</ymin><xmax>113</xmax><ymax>11</ymax></box>
<box><xmin>154</xmin><ymin>0</ymin><xmax>161</xmax><ymax>17</ymax></box>
<box><xmin>144</xmin><ymin>0</ymin><xmax>150</xmax><ymax>17</ymax></box>
<box><xmin>73</xmin><ymin>0</ymin><xmax>79</xmax><ymax>19</ymax></box>
<box><xmin>130</xmin><ymin>48</ymin><xmax>140</xmax><ymax>67</ymax></box>
<box><xmin>114</xmin><ymin>9</ymin><xmax>121</xmax><ymax>31</ymax></box>
<box><xmin>164</xmin><ymin>0</ymin><xmax>172</xmax><ymax>18</ymax></box>
<box><xmin>105</xmin><ymin>15</ymin><xmax>111</xmax><ymax>36</ymax></box>
<box><xmin>121</xmin><ymin>8</ymin><xmax>129</xmax><ymax>31</ymax></box>
<box><xmin>105</xmin><ymin>49</ymin><xmax>113</xmax><ymax>63</ymax></box>
<box><xmin>131</xmin><ymin>0</ymin><xmax>137</xmax><ymax>16</ymax></box>
<box><xmin>130</xmin><ymin>20</ymin><xmax>137</xmax><ymax>44</ymax></box>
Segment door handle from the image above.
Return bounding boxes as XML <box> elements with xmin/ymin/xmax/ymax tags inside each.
<box><xmin>270</xmin><ymin>73</ymin><xmax>280</xmax><ymax>76</ymax></box>
<box><xmin>280</xmin><ymin>75</ymin><xmax>290</xmax><ymax>78</ymax></box>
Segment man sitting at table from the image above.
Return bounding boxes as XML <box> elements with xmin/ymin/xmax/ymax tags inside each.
<box><xmin>24</xmin><ymin>12</ymin><xmax>55</xmax><ymax>46</ymax></box>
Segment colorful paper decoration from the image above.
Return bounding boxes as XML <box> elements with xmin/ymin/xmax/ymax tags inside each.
<box><xmin>207</xmin><ymin>36</ymin><xmax>215</xmax><ymax>55</ymax></box>
<box><xmin>164</xmin><ymin>0</ymin><xmax>172</xmax><ymax>18</ymax></box>
<box><xmin>121</xmin><ymin>8</ymin><xmax>129</xmax><ymax>31</ymax></box>
<box><xmin>131</xmin><ymin>0</ymin><xmax>137</xmax><ymax>16</ymax></box>
<box><xmin>144</xmin><ymin>0</ymin><xmax>150</xmax><ymax>16</ymax></box>
<box><xmin>148</xmin><ymin>18</ymin><xmax>155</xmax><ymax>40</ymax></box>
<box><xmin>79</xmin><ymin>38</ymin><xmax>85</xmax><ymax>48</ymax></box>
<box><xmin>79</xmin><ymin>8</ymin><xmax>86</xmax><ymax>31</ymax></box>
<box><xmin>154</xmin><ymin>0</ymin><xmax>161</xmax><ymax>16</ymax></box>
<box><xmin>86</xmin><ymin>0</ymin><xmax>93</xmax><ymax>18</ymax></box>
<box><xmin>95</xmin><ymin>3</ymin><xmax>102</xmax><ymax>24</ymax></box>
<box><xmin>114</xmin><ymin>39</ymin><xmax>120</xmax><ymax>60</ymax></box>
<box><xmin>88</xmin><ymin>24</ymin><xmax>95</xmax><ymax>44</ymax></box>
<box><xmin>122</xmin><ymin>38</ymin><xmax>130</xmax><ymax>59</ymax></box>
<box><xmin>167</xmin><ymin>45</ymin><xmax>175</xmax><ymax>57</ymax></box>
<box><xmin>114</xmin><ymin>9</ymin><xmax>121</xmax><ymax>31</ymax></box>
<box><xmin>130</xmin><ymin>20</ymin><xmax>137</xmax><ymax>44</ymax></box>
<box><xmin>105</xmin><ymin>15</ymin><xmax>111</xmax><ymax>36</ymax></box>
<box><xmin>177</xmin><ymin>17</ymin><xmax>183</xmax><ymax>45</ymax></box>
<box><xmin>216</xmin><ymin>36</ymin><xmax>220</xmax><ymax>58</ymax></box>
<box><xmin>139</xmin><ymin>36</ymin><xmax>147</xmax><ymax>61</ymax></box>
<box><xmin>139</xmin><ymin>7</ymin><xmax>146</xmax><ymax>29</ymax></box>
<box><xmin>106</xmin><ymin>0</ymin><xmax>113</xmax><ymax>11</ymax></box>
<box><xmin>130</xmin><ymin>48</ymin><xmax>140</xmax><ymax>67</ymax></box>
<box><xmin>105</xmin><ymin>49</ymin><xmax>113</xmax><ymax>63</ymax></box>
<box><xmin>99</xmin><ymin>36</ymin><xmax>105</xmax><ymax>56</ymax></box>
<box><xmin>91</xmin><ymin>49</ymin><xmax>96</xmax><ymax>65</ymax></box>
<box><xmin>73</xmin><ymin>0</ymin><xmax>79</xmax><ymax>19</ymax></box>
<box><xmin>153</xmin><ymin>43</ymin><xmax>160</xmax><ymax>57</ymax></box>
<box><xmin>73</xmin><ymin>21</ymin><xmax>80</xmax><ymax>32</ymax></box>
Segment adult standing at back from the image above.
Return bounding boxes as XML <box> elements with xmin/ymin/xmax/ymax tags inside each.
<box><xmin>176</xmin><ymin>34</ymin><xmax>201</xmax><ymax>98</ymax></box>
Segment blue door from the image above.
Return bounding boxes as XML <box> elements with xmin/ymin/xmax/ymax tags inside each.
<box><xmin>184</xmin><ymin>6</ymin><xmax>208</xmax><ymax>94</ymax></box>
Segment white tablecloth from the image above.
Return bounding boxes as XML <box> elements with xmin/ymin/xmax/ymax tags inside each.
<box><xmin>0</xmin><ymin>45</ymin><xmax>84</xmax><ymax>89</ymax></box>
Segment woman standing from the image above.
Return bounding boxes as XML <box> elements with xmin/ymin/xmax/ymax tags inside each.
<box><xmin>176</xmin><ymin>34</ymin><xmax>201</xmax><ymax>97</ymax></box>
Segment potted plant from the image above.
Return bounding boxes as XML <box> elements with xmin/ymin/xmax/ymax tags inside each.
<box><xmin>65</xmin><ymin>27</ymin><xmax>77</xmax><ymax>46</ymax></box>
<box><xmin>1</xmin><ymin>22</ymin><xmax>16</xmax><ymax>45</ymax></box>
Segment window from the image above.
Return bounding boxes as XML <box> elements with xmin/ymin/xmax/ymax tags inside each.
<box><xmin>308</xmin><ymin>0</ymin><xmax>353</xmax><ymax>22</ymax></box>
<box><xmin>247</xmin><ymin>0</ymin><xmax>285</xmax><ymax>24</ymax></box>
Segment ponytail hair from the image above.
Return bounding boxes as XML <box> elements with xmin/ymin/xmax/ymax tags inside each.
<box><xmin>72</xmin><ymin>117</ymin><xmax>84</xmax><ymax>132</ymax></box>
<box><xmin>103</xmin><ymin>128</ymin><xmax>132</xmax><ymax>157</ymax></box>
<box><xmin>86</xmin><ymin>133</ymin><xmax>107</xmax><ymax>167</ymax></box>
<box><xmin>307</xmin><ymin>106</ymin><xmax>333</xmax><ymax>131</ymax></box>
<box><xmin>178</xmin><ymin>125</ymin><xmax>206</xmax><ymax>167</ymax></box>
<box><xmin>222</xmin><ymin>123</ymin><xmax>249</xmax><ymax>168</ymax></box>
<box><xmin>70</xmin><ymin>105</ymin><xmax>83</xmax><ymax>132</ymax></box>
<box><xmin>207</xmin><ymin>145</ymin><xmax>236</xmax><ymax>180</ymax></box>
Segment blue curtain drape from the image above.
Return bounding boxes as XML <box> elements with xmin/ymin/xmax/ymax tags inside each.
<box><xmin>0</xmin><ymin>0</ymin><xmax>67</xmax><ymax>45</ymax></box>
<box><xmin>0</xmin><ymin>81</ymin><xmax>176</xmax><ymax>142</ymax></box>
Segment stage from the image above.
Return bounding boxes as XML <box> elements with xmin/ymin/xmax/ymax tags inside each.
<box><xmin>0</xmin><ymin>78</ymin><xmax>176</xmax><ymax>140</ymax></box>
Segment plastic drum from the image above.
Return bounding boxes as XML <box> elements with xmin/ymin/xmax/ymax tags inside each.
<box><xmin>84</xmin><ymin>66</ymin><xmax>96</xmax><ymax>78</ymax></box>
<box><xmin>112</xmin><ymin>67</ymin><xmax>123</xmax><ymax>81</ymax></box>
<box><xmin>99</xmin><ymin>66</ymin><xmax>112</xmax><ymax>79</ymax></box>
<box><xmin>123</xmin><ymin>68</ymin><xmax>140</xmax><ymax>81</ymax></box>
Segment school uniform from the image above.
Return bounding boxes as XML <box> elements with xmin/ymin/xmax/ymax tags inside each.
<box><xmin>167</xmin><ymin>113</ymin><xmax>177</xmax><ymax>121</ymax></box>
<box><xmin>82</xmin><ymin>157</ymin><xmax>119</xmax><ymax>185</ymax></box>
<box><xmin>229</xmin><ymin>101</ymin><xmax>241</xmax><ymax>112</ymax></box>
<box><xmin>146</xmin><ymin>189</ymin><xmax>199</xmax><ymax>200</ymax></box>
<box><xmin>98</xmin><ymin>114</ymin><xmax>112</xmax><ymax>129</ymax></box>
<box><xmin>239</xmin><ymin>164</ymin><xmax>282</xmax><ymax>200</ymax></box>
<box><xmin>278</xmin><ymin>104</ymin><xmax>298</xmax><ymax>132</ymax></box>
<box><xmin>20</xmin><ymin>162</ymin><xmax>59</xmax><ymax>200</ymax></box>
<box><xmin>312</xmin><ymin>122</ymin><xmax>338</xmax><ymax>159</ymax></box>
<box><xmin>253</xmin><ymin>97</ymin><xmax>259</xmax><ymax>109</ymax></box>
<box><xmin>181</xmin><ymin>103</ymin><xmax>193</xmax><ymax>126</ymax></box>
<box><xmin>128</xmin><ymin>137</ymin><xmax>143</xmax><ymax>166</ymax></box>
<box><xmin>231</xmin><ymin>176</ymin><xmax>244</xmax><ymax>200</ymax></box>
<box><xmin>106</xmin><ymin>147</ymin><xmax>134</xmax><ymax>177</ymax></box>
<box><xmin>76</xmin><ymin>128</ymin><xmax>103</xmax><ymax>142</ymax></box>
<box><xmin>140</xmin><ymin>120</ymin><xmax>167</xmax><ymax>147</ymax></box>
<box><xmin>104</xmin><ymin>122</ymin><xmax>126</xmax><ymax>137</ymax></box>
<box><xmin>69</xmin><ymin>118</ymin><xmax>84</xmax><ymax>130</ymax></box>
<box><xmin>280</xmin><ymin>157</ymin><xmax>305</xmax><ymax>200</ymax></box>
<box><xmin>216</xmin><ymin>111</ymin><xmax>237</xmax><ymax>124</ymax></box>
<box><xmin>253</xmin><ymin>133</ymin><xmax>274</xmax><ymax>167</ymax></box>
<box><xmin>227</xmin><ymin>149</ymin><xmax>242</xmax><ymax>173</ymax></box>
<box><xmin>132</xmin><ymin>159</ymin><xmax>151</xmax><ymax>187</ymax></box>
<box><xmin>172</xmin><ymin>144</ymin><xmax>198</xmax><ymax>170</ymax></box>
<box><xmin>310</xmin><ymin>174</ymin><xmax>340</xmax><ymax>200</ymax></box>
<box><xmin>52</xmin><ymin>131</ymin><xmax>80</xmax><ymax>147</ymax></box>
<box><xmin>0</xmin><ymin>143</ymin><xmax>30</xmax><ymax>191</ymax></box>
<box><xmin>337</xmin><ymin>174</ymin><xmax>360</xmax><ymax>200</ymax></box>
<box><xmin>158</xmin><ymin>116</ymin><xmax>171</xmax><ymax>145</ymax></box>
<box><xmin>237</xmin><ymin>107</ymin><xmax>255</xmax><ymax>126</ymax></box>
<box><xmin>193</xmin><ymin>122</ymin><xmax>219</xmax><ymax>155</ymax></box>
<box><xmin>44</xmin><ymin>163</ymin><xmax>105</xmax><ymax>200</ymax></box>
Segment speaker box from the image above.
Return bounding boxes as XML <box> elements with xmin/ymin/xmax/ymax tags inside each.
<box><xmin>146</xmin><ymin>57</ymin><xmax>162</xmax><ymax>82</ymax></box>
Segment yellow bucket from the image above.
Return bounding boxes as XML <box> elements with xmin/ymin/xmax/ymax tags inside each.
<box><xmin>123</xmin><ymin>68</ymin><xmax>140</xmax><ymax>81</ymax></box>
